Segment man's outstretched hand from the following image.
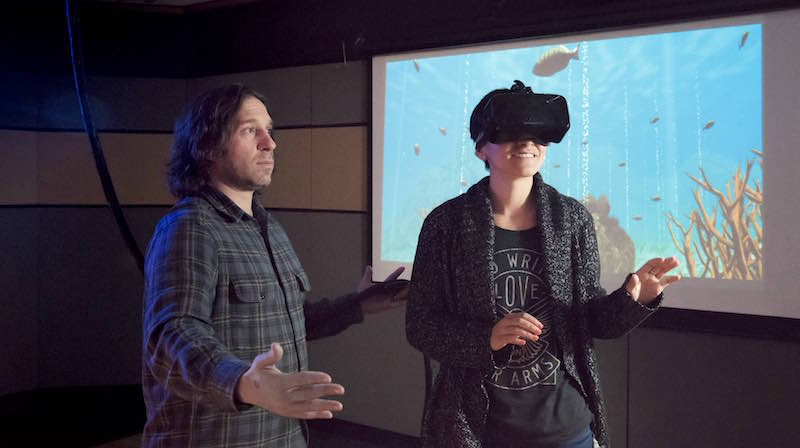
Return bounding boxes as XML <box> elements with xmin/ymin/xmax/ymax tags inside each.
<box><xmin>356</xmin><ymin>266</ymin><xmax>409</xmax><ymax>315</ymax></box>
<box><xmin>236</xmin><ymin>343</ymin><xmax>344</xmax><ymax>419</ymax></box>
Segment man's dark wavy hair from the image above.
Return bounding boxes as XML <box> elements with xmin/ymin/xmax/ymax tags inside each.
<box><xmin>166</xmin><ymin>84</ymin><xmax>267</xmax><ymax>198</ymax></box>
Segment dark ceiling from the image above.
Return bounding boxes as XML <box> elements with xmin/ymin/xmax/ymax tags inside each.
<box><xmin>3</xmin><ymin>0</ymin><xmax>798</xmax><ymax>78</ymax></box>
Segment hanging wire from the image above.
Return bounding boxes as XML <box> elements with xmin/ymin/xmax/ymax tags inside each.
<box><xmin>65</xmin><ymin>0</ymin><xmax>144</xmax><ymax>273</ymax></box>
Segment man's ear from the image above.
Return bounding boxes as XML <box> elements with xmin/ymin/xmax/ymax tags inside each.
<box><xmin>475</xmin><ymin>146</ymin><xmax>486</xmax><ymax>161</ymax></box>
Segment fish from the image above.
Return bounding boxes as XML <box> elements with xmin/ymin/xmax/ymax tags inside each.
<box><xmin>582</xmin><ymin>139</ymin><xmax>588</xmax><ymax>145</ymax></box>
<box><xmin>703</xmin><ymin>120</ymin><xmax>715</xmax><ymax>130</ymax></box>
<box><xmin>414</xmin><ymin>143</ymin><xmax>420</xmax><ymax>156</ymax></box>
<box><xmin>632</xmin><ymin>215</ymin><xmax>642</xmax><ymax>221</ymax></box>
<box><xmin>651</xmin><ymin>195</ymin><xmax>661</xmax><ymax>202</ymax></box>
<box><xmin>439</xmin><ymin>127</ymin><xmax>446</xmax><ymax>136</ymax></box>
<box><xmin>532</xmin><ymin>45</ymin><xmax>579</xmax><ymax>77</ymax></box>
<box><xmin>650</xmin><ymin>116</ymin><xmax>659</xmax><ymax>124</ymax></box>
<box><xmin>413</xmin><ymin>59</ymin><xmax>420</xmax><ymax>72</ymax></box>
<box><xmin>419</xmin><ymin>208</ymin><xmax>428</xmax><ymax>219</ymax></box>
<box><xmin>553</xmin><ymin>164</ymin><xmax>561</xmax><ymax>169</ymax></box>
<box><xmin>460</xmin><ymin>179</ymin><xmax>467</xmax><ymax>187</ymax></box>
<box><xmin>618</xmin><ymin>162</ymin><xmax>626</xmax><ymax>168</ymax></box>
<box><xmin>739</xmin><ymin>31</ymin><xmax>749</xmax><ymax>49</ymax></box>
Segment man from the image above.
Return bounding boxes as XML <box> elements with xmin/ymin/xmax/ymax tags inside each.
<box><xmin>406</xmin><ymin>81</ymin><xmax>680</xmax><ymax>448</ymax></box>
<box><xmin>143</xmin><ymin>84</ymin><xmax>406</xmax><ymax>447</ymax></box>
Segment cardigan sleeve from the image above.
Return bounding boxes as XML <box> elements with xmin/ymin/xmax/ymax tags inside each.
<box><xmin>405</xmin><ymin>213</ymin><xmax>496</xmax><ymax>374</ymax></box>
<box><xmin>573</xmin><ymin>206</ymin><xmax>659</xmax><ymax>338</ymax></box>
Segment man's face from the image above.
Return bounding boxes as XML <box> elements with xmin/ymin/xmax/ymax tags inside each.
<box><xmin>211</xmin><ymin>96</ymin><xmax>276</xmax><ymax>192</ymax></box>
<box><xmin>476</xmin><ymin>139</ymin><xmax>547</xmax><ymax>179</ymax></box>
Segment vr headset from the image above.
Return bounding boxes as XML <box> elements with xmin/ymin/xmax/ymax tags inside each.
<box><xmin>474</xmin><ymin>80</ymin><xmax>570</xmax><ymax>146</ymax></box>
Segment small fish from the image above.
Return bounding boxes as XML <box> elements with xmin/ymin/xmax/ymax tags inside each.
<box><xmin>703</xmin><ymin>120</ymin><xmax>715</xmax><ymax>130</ymax></box>
<box><xmin>532</xmin><ymin>45</ymin><xmax>579</xmax><ymax>77</ymax></box>
<box><xmin>650</xmin><ymin>116</ymin><xmax>659</xmax><ymax>124</ymax></box>
<box><xmin>419</xmin><ymin>208</ymin><xmax>428</xmax><ymax>219</ymax></box>
<box><xmin>553</xmin><ymin>164</ymin><xmax>561</xmax><ymax>169</ymax></box>
<box><xmin>582</xmin><ymin>139</ymin><xmax>588</xmax><ymax>145</ymax></box>
<box><xmin>651</xmin><ymin>195</ymin><xmax>661</xmax><ymax>202</ymax></box>
<box><xmin>414</xmin><ymin>143</ymin><xmax>420</xmax><ymax>156</ymax></box>
<box><xmin>618</xmin><ymin>162</ymin><xmax>626</xmax><ymax>168</ymax></box>
<box><xmin>439</xmin><ymin>127</ymin><xmax>446</xmax><ymax>136</ymax></box>
<box><xmin>632</xmin><ymin>215</ymin><xmax>643</xmax><ymax>221</ymax></box>
<box><xmin>413</xmin><ymin>59</ymin><xmax>420</xmax><ymax>72</ymax></box>
<box><xmin>739</xmin><ymin>31</ymin><xmax>749</xmax><ymax>49</ymax></box>
<box><xmin>460</xmin><ymin>179</ymin><xmax>467</xmax><ymax>187</ymax></box>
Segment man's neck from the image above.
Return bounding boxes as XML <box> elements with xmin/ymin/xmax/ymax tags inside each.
<box><xmin>489</xmin><ymin>174</ymin><xmax>536</xmax><ymax>229</ymax></box>
<box><xmin>212</xmin><ymin>182</ymin><xmax>254</xmax><ymax>216</ymax></box>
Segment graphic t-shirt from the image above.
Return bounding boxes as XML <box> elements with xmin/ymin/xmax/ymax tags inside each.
<box><xmin>484</xmin><ymin>226</ymin><xmax>592</xmax><ymax>447</ymax></box>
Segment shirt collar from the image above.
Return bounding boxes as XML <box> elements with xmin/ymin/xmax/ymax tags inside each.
<box><xmin>197</xmin><ymin>185</ymin><xmax>266</xmax><ymax>223</ymax></box>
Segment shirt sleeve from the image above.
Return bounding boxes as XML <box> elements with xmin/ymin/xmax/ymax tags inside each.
<box><xmin>303</xmin><ymin>293</ymin><xmax>364</xmax><ymax>341</ymax></box>
<box><xmin>143</xmin><ymin>213</ymin><xmax>250</xmax><ymax>412</ymax></box>
<box><xmin>572</xmin><ymin>207</ymin><xmax>658</xmax><ymax>338</ymax></box>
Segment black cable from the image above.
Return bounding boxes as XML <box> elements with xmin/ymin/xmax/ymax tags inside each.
<box><xmin>65</xmin><ymin>0</ymin><xmax>144</xmax><ymax>273</ymax></box>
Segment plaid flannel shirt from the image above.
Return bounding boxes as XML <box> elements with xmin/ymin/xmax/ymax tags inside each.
<box><xmin>142</xmin><ymin>186</ymin><xmax>362</xmax><ymax>447</ymax></box>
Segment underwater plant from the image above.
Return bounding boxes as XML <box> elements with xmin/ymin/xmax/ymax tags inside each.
<box><xmin>666</xmin><ymin>149</ymin><xmax>762</xmax><ymax>279</ymax></box>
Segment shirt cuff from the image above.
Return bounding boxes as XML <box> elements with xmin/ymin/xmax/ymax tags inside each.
<box><xmin>211</xmin><ymin>355</ymin><xmax>252</xmax><ymax>412</ymax></box>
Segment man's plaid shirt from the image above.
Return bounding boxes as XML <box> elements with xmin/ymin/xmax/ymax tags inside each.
<box><xmin>142</xmin><ymin>186</ymin><xmax>362</xmax><ymax>447</ymax></box>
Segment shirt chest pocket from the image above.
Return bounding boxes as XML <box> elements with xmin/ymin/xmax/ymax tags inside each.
<box><xmin>228</xmin><ymin>271</ymin><xmax>291</xmax><ymax>316</ymax></box>
<box><xmin>228</xmin><ymin>269</ymin><xmax>309</xmax><ymax>316</ymax></box>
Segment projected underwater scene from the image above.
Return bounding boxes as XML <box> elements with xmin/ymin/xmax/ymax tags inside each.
<box><xmin>380</xmin><ymin>23</ymin><xmax>763</xmax><ymax>280</ymax></box>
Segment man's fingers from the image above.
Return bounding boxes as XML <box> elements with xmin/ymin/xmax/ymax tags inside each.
<box><xmin>298</xmin><ymin>398</ymin><xmax>345</xmax><ymax>419</ymax></box>
<box><xmin>301</xmin><ymin>410</ymin><xmax>334</xmax><ymax>420</ymax></box>
<box><xmin>284</xmin><ymin>370</ymin><xmax>334</xmax><ymax>389</ymax></box>
<box><xmin>289</xmin><ymin>383</ymin><xmax>345</xmax><ymax>402</ymax></box>
<box><xmin>254</xmin><ymin>343</ymin><xmax>284</xmax><ymax>368</ymax></box>
<box><xmin>385</xmin><ymin>266</ymin><xmax>405</xmax><ymax>282</ymax></box>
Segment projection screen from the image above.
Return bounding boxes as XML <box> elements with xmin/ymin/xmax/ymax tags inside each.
<box><xmin>371</xmin><ymin>10</ymin><xmax>800</xmax><ymax>321</ymax></box>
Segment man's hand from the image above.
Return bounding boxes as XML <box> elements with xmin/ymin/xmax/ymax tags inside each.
<box><xmin>490</xmin><ymin>312</ymin><xmax>543</xmax><ymax>351</ymax></box>
<box><xmin>626</xmin><ymin>256</ymin><xmax>681</xmax><ymax>305</ymax></box>
<box><xmin>356</xmin><ymin>266</ymin><xmax>409</xmax><ymax>315</ymax></box>
<box><xmin>235</xmin><ymin>343</ymin><xmax>344</xmax><ymax>419</ymax></box>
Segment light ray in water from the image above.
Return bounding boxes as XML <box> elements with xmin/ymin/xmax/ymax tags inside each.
<box><xmin>458</xmin><ymin>55</ymin><xmax>471</xmax><ymax>194</ymax></box>
<box><xmin>580</xmin><ymin>41</ymin><xmax>590</xmax><ymax>201</ymax></box>
<box><xmin>567</xmin><ymin>61</ymin><xmax>573</xmax><ymax>197</ymax></box>
<box><xmin>624</xmin><ymin>85</ymin><xmax>630</xmax><ymax>230</ymax></box>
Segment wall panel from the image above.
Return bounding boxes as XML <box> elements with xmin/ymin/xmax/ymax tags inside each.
<box><xmin>260</xmin><ymin>128</ymin><xmax>312</xmax><ymax>209</ymax></box>
<box><xmin>87</xmin><ymin>77</ymin><xmax>186</xmax><ymax>132</ymax></box>
<box><xmin>36</xmin><ymin>132</ymin><xmax>105</xmax><ymax>204</ymax></box>
<box><xmin>629</xmin><ymin>328</ymin><xmax>800</xmax><ymax>448</ymax></box>
<box><xmin>187</xmin><ymin>67</ymin><xmax>312</xmax><ymax>127</ymax></box>
<box><xmin>310</xmin><ymin>126</ymin><xmax>367</xmax><ymax>211</ymax></box>
<box><xmin>100</xmin><ymin>132</ymin><xmax>174</xmax><ymax>205</ymax></box>
<box><xmin>311</xmin><ymin>61</ymin><xmax>368</xmax><ymax>126</ymax></box>
<box><xmin>0</xmin><ymin>209</ymin><xmax>39</xmax><ymax>395</ymax></box>
<box><xmin>0</xmin><ymin>130</ymin><xmax>38</xmax><ymax>204</ymax></box>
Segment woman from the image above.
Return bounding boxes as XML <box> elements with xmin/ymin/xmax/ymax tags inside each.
<box><xmin>406</xmin><ymin>81</ymin><xmax>680</xmax><ymax>448</ymax></box>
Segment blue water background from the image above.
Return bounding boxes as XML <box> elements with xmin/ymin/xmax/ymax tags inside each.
<box><xmin>381</xmin><ymin>23</ymin><xmax>762</xmax><ymax>276</ymax></box>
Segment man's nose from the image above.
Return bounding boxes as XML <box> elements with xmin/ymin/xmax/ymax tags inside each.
<box><xmin>259</xmin><ymin>133</ymin><xmax>276</xmax><ymax>151</ymax></box>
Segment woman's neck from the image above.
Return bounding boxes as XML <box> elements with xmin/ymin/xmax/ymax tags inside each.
<box><xmin>489</xmin><ymin>175</ymin><xmax>537</xmax><ymax>230</ymax></box>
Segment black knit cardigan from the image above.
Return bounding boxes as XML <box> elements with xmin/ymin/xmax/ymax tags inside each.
<box><xmin>406</xmin><ymin>174</ymin><xmax>661</xmax><ymax>448</ymax></box>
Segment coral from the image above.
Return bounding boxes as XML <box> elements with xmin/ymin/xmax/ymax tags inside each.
<box><xmin>666</xmin><ymin>149</ymin><xmax>762</xmax><ymax>280</ymax></box>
